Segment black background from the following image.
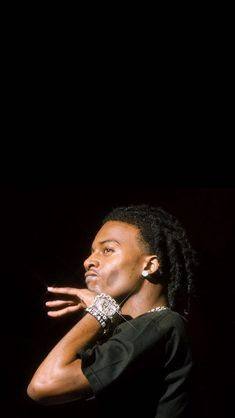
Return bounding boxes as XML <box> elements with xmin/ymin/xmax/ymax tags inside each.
<box><xmin>1</xmin><ymin>183</ymin><xmax>234</xmax><ymax>418</ymax></box>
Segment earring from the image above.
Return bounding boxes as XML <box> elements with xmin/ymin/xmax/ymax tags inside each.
<box><xmin>141</xmin><ymin>270</ymin><xmax>149</xmax><ymax>278</ymax></box>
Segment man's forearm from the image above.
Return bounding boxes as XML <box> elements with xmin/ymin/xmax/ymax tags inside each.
<box><xmin>43</xmin><ymin>313</ymin><xmax>101</xmax><ymax>366</ymax></box>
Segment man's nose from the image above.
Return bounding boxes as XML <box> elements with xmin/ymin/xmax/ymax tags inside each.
<box><xmin>84</xmin><ymin>254</ymin><xmax>100</xmax><ymax>270</ymax></box>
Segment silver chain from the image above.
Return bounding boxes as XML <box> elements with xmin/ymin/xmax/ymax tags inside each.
<box><xmin>148</xmin><ymin>306</ymin><xmax>169</xmax><ymax>313</ymax></box>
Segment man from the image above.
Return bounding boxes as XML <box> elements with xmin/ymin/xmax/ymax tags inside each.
<box><xmin>27</xmin><ymin>205</ymin><xmax>196</xmax><ymax>417</ymax></box>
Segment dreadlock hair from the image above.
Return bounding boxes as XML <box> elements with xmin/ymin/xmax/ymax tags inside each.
<box><xmin>103</xmin><ymin>204</ymin><xmax>197</xmax><ymax>315</ymax></box>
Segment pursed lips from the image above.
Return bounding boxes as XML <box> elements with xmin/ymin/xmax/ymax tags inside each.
<box><xmin>85</xmin><ymin>271</ymin><xmax>99</xmax><ymax>283</ymax></box>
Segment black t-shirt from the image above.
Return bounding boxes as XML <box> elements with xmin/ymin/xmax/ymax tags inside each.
<box><xmin>79</xmin><ymin>309</ymin><xmax>193</xmax><ymax>418</ymax></box>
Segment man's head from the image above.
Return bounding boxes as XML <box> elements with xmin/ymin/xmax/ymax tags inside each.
<box><xmin>84</xmin><ymin>219</ymin><xmax>159</xmax><ymax>303</ymax></box>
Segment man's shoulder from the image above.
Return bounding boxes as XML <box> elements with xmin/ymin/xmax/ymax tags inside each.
<box><xmin>148</xmin><ymin>309</ymin><xmax>189</xmax><ymax>335</ymax></box>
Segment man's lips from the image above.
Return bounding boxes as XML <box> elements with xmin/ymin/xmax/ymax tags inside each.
<box><xmin>85</xmin><ymin>271</ymin><xmax>99</xmax><ymax>283</ymax></box>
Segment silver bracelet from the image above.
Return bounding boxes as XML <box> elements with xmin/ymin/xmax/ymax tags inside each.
<box><xmin>85</xmin><ymin>293</ymin><xmax>120</xmax><ymax>328</ymax></box>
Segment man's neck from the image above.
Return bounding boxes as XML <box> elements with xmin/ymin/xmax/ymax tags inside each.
<box><xmin>121</xmin><ymin>283</ymin><xmax>168</xmax><ymax>318</ymax></box>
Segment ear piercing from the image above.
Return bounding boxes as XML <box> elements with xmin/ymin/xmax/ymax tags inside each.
<box><xmin>141</xmin><ymin>270</ymin><xmax>149</xmax><ymax>277</ymax></box>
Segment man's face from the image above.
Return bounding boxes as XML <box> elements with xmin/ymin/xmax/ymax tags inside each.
<box><xmin>83</xmin><ymin>221</ymin><xmax>148</xmax><ymax>302</ymax></box>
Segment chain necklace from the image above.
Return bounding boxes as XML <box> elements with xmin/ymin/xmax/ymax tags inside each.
<box><xmin>148</xmin><ymin>305</ymin><xmax>169</xmax><ymax>313</ymax></box>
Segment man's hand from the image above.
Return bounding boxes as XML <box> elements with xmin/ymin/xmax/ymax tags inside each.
<box><xmin>46</xmin><ymin>287</ymin><xmax>96</xmax><ymax>317</ymax></box>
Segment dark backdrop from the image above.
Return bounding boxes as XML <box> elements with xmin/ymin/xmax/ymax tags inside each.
<box><xmin>1</xmin><ymin>185</ymin><xmax>234</xmax><ymax>418</ymax></box>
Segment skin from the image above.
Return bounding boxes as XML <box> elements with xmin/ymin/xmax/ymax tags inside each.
<box><xmin>27</xmin><ymin>221</ymin><xmax>168</xmax><ymax>405</ymax></box>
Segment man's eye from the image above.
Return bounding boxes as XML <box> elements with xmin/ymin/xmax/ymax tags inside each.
<box><xmin>104</xmin><ymin>248</ymin><xmax>114</xmax><ymax>254</ymax></box>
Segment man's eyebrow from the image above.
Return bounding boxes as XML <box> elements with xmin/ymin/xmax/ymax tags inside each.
<box><xmin>100</xmin><ymin>239</ymin><xmax>120</xmax><ymax>245</ymax></box>
<box><xmin>91</xmin><ymin>239</ymin><xmax>120</xmax><ymax>252</ymax></box>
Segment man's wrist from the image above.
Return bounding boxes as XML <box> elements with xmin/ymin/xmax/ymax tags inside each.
<box><xmin>85</xmin><ymin>293</ymin><xmax>120</xmax><ymax>329</ymax></box>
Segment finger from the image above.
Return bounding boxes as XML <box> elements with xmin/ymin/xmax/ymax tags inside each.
<box><xmin>47</xmin><ymin>287</ymin><xmax>81</xmax><ymax>296</ymax></box>
<box><xmin>45</xmin><ymin>300</ymin><xmax>76</xmax><ymax>307</ymax></box>
<box><xmin>47</xmin><ymin>304</ymin><xmax>83</xmax><ymax>317</ymax></box>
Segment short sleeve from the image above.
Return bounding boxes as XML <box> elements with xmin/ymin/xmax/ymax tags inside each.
<box><xmin>79</xmin><ymin>313</ymin><xmax>166</xmax><ymax>395</ymax></box>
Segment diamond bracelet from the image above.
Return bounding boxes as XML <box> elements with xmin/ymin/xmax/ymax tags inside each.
<box><xmin>85</xmin><ymin>293</ymin><xmax>120</xmax><ymax>328</ymax></box>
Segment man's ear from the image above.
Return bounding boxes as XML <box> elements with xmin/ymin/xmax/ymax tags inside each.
<box><xmin>148</xmin><ymin>255</ymin><xmax>159</xmax><ymax>274</ymax></box>
<box><xmin>143</xmin><ymin>255</ymin><xmax>159</xmax><ymax>276</ymax></box>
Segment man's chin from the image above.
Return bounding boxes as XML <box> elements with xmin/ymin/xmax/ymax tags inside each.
<box><xmin>87</xmin><ymin>282</ymin><xmax>102</xmax><ymax>294</ymax></box>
